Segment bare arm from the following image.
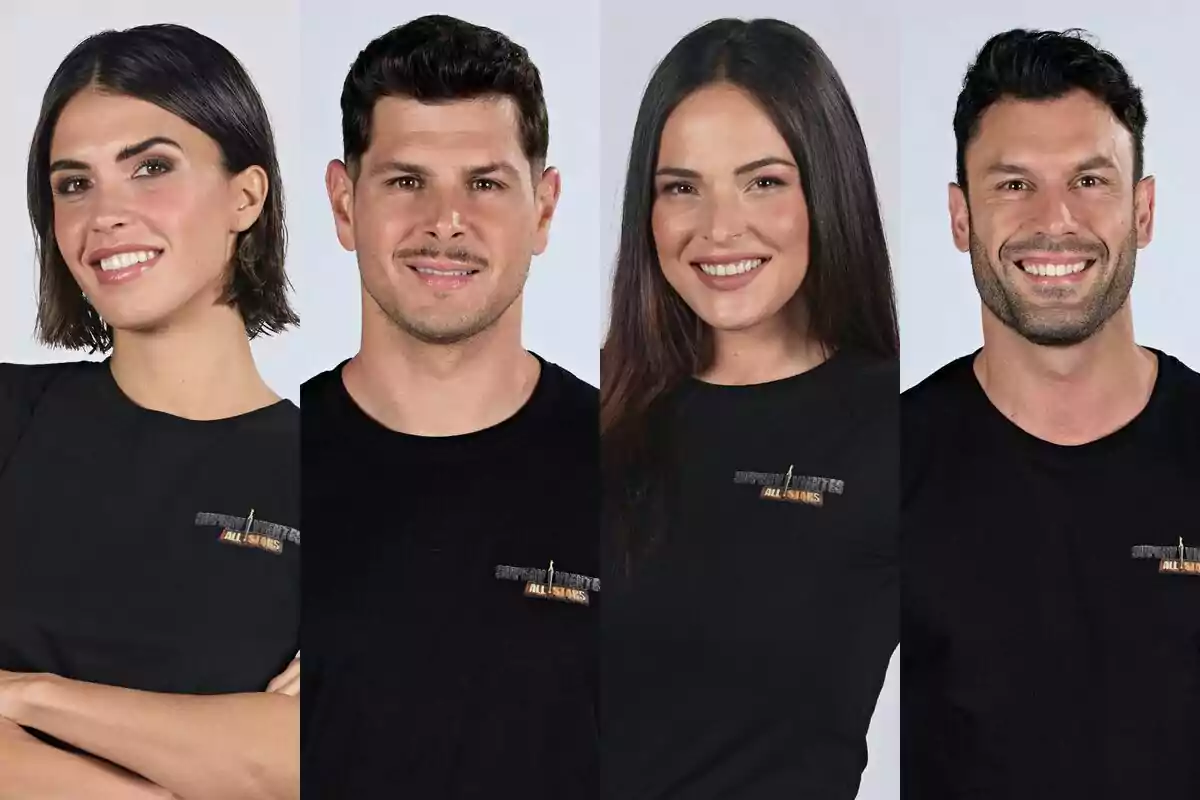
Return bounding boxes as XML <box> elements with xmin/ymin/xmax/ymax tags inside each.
<box><xmin>0</xmin><ymin>716</ymin><xmax>174</xmax><ymax>800</ymax></box>
<box><xmin>0</xmin><ymin>670</ymin><xmax>298</xmax><ymax>800</ymax></box>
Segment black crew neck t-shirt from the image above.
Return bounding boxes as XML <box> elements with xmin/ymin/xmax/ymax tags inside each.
<box><xmin>602</xmin><ymin>352</ymin><xmax>899</xmax><ymax>799</ymax></box>
<box><xmin>901</xmin><ymin>350</ymin><xmax>1200</xmax><ymax>799</ymax></box>
<box><xmin>300</xmin><ymin>355</ymin><xmax>600</xmax><ymax>798</ymax></box>
<box><xmin>0</xmin><ymin>361</ymin><xmax>300</xmax><ymax>717</ymax></box>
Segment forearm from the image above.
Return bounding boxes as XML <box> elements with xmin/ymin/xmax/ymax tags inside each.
<box><xmin>0</xmin><ymin>717</ymin><xmax>173</xmax><ymax>800</ymax></box>
<box><xmin>12</xmin><ymin>677</ymin><xmax>297</xmax><ymax>800</ymax></box>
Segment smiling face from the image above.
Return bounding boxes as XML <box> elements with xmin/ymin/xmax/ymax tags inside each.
<box><xmin>48</xmin><ymin>89</ymin><xmax>264</xmax><ymax>334</ymax></box>
<box><xmin>651</xmin><ymin>82</ymin><xmax>811</xmax><ymax>334</ymax></box>
<box><xmin>950</xmin><ymin>89</ymin><xmax>1155</xmax><ymax>346</ymax></box>
<box><xmin>326</xmin><ymin>95</ymin><xmax>560</xmax><ymax>345</ymax></box>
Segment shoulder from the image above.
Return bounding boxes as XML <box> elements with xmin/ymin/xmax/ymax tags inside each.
<box><xmin>0</xmin><ymin>359</ymin><xmax>103</xmax><ymax>408</ymax></box>
<box><xmin>300</xmin><ymin>361</ymin><xmax>349</xmax><ymax>410</ymax></box>
<box><xmin>1157</xmin><ymin>349</ymin><xmax>1200</xmax><ymax>395</ymax></box>
<box><xmin>1152</xmin><ymin>349</ymin><xmax>1200</xmax><ymax>442</ymax></box>
<box><xmin>901</xmin><ymin>353</ymin><xmax>977</xmax><ymax>421</ymax></box>
<box><xmin>536</xmin><ymin>356</ymin><xmax>599</xmax><ymax>422</ymax></box>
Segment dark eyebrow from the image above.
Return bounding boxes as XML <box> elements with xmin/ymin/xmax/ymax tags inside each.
<box><xmin>984</xmin><ymin>155</ymin><xmax>1120</xmax><ymax>178</ymax></box>
<box><xmin>466</xmin><ymin>161</ymin><xmax>520</xmax><ymax>179</ymax></box>
<box><xmin>48</xmin><ymin>158</ymin><xmax>89</xmax><ymax>174</ymax></box>
<box><xmin>116</xmin><ymin>136</ymin><xmax>182</xmax><ymax>162</ymax></box>
<box><xmin>49</xmin><ymin>136</ymin><xmax>183</xmax><ymax>174</ymax></box>
<box><xmin>983</xmin><ymin>162</ymin><xmax>1034</xmax><ymax>177</ymax></box>
<box><xmin>656</xmin><ymin>156</ymin><xmax>797</xmax><ymax>180</ymax></box>
<box><xmin>1074</xmin><ymin>155</ymin><xmax>1118</xmax><ymax>173</ymax></box>
<box><xmin>655</xmin><ymin>166</ymin><xmax>700</xmax><ymax>179</ymax></box>
<box><xmin>733</xmin><ymin>156</ymin><xmax>796</xmax><ymax>175</ymax></box>
<box><xmin>368</xmin><ymin>160</ymin><xmax>432</xmax><ymax>178</ymax></box>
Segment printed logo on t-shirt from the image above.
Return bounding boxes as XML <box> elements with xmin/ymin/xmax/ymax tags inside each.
<box><xmin>732</xmin><ymin>465</ymin><xmax>844</xmax><ymax>507</ymax></box>
<box><xmin>495</xmin><ymin>562</ymin><xmax>599</xmax><ymax>606</ymax></box>
<box><xmin>195</xmin><ymin>510</ymin><xmax>300</xmax><ymax>556</ymax></box>
<box><xmin>1132</xmin><ymin>538</ymin><xmax>1200</xmax><ymax>576</ymax></box>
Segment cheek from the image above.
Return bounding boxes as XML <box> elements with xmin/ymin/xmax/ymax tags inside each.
<box><xmin>756</xmin><ymin>193</ymin><xmax>809</xmax><ymax>254</ymax></box>
<box><xmin>140</xmin><ymin>181</ymin><xmax>223</xmax><ymax>250</ymax></box>
<box><xmin>650</xmin><ymin>202</ymin><xmax>692</xmax><ymax>266</ymax></box>
<box><xmin>354</xmin><ymin>193</ymin><xmax>408</xmax><ymax>253</ymax></box>
<box><xmin>51</xmin><ymin>203</ymin><xmax>88</xmax><ymax>262</ymax></box>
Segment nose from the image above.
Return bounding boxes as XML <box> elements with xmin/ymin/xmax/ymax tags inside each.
<box><xmin>87</xmin><ymin>184</ymin><xmax>133</xmax><ymax>233</ymax></box>
<box><xmin>700</xmin><ymin>187</ymin><xmax>749</xmax><ymax>244</ymax></box>
<box><xmin>1029</xmin><ymin>184</ymin><xmax>1082</xmax><ymax>237</ymax></box>
<box><xmin>422</xmin><ymin>187</ymin><xmax>466</xmax><ymax>241</ymax></box>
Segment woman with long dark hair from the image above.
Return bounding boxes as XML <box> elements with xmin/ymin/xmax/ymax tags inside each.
<box><xmin>601</xmin><ymin>19</ymin><xmax>898</xmax><ymax>798</ymax></box>
<box><xmin>0</xmin><ymin>25</ymin><xmax>299</xmax><ymax>798</ymax></box>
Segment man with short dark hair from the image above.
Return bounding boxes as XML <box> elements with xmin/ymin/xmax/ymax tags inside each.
<box><xmin>300</xmin><ymin>16</ymin><xmax>599</xmax><ymax>796</ymax></box>
<box><xmin>902</xmin><ymin>29</ymin><xmax>1199</xmax><ymax>798</ymax></box>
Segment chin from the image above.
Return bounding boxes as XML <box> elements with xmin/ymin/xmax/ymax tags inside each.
<box><xmin>94</xmin><ymin>301</ymin><xmax>187</xmax><ymax>335</ymax></box>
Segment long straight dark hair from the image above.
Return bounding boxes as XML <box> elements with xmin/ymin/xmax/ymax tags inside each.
<box><xmin>601</xmin><ymin>19</ymin><xmax>898</xmax><ymax>571</ymax></box>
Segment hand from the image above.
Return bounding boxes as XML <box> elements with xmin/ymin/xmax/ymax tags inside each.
<box><xmin>0</xmin><ymin>667</ymin><xmax>48</xmax><ymax>723</ymax></box>
<box><xmin>265</xmin><ymin>655</ymin><xmax>299</xmax><ymax>697</ymax></box>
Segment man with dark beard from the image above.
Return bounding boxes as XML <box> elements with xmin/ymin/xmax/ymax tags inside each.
<box><xmin>902</xmin><ymin>29</ymin><xmax>1200</xmax><ymax>799</ymax></box>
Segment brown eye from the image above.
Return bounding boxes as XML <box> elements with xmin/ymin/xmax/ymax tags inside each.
<box><xmin>132</xmin><ymin>157</ymin><xmax>173</xmax><ymax>178</ymax></box>
<box><xmin>471</xmin><ymin>178</ymin><xmax>502</xmax><ymax>192</ymax></box>
<box><xmin>661</xmin><ymin>181</ymin><xmax>696</xmax><ymax>196</ymax></box>
<box><xmin>54</xmin><ymin>175</ymin><xmax>90</xmax><ymax>195</ymax></box>
<box><xmin>386</xmin><ymin>175</ymin><xmax>422</xmax><ymax>190</ymax></box>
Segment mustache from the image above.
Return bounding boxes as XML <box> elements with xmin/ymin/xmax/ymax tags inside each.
<box><xmin>1001</xmin><ymin>235</ymin><xmax>1107</xmax><ymax>261</ymax></box>
<box><xmin>395</xmin><ymin>246</ymin><xmax>489</xmax><ymax>268</ymax></box>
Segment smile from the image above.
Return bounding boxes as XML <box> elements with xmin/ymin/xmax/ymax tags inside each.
<box><xmin>1017</xmin><ymin>259</ymin><xmax>1092</xmax><ymax>277</ymax></box>
<box><xmin>693</xmin><ymin>257</ymin><xmax>769</xmax><ymax>277</ymax></box>
<box><xmin>411</xmin><ymin>266</ymin><xmax>478</xmax><ymax>277</ymax></box>
<box><xmin>99</xmin><ymin>249</ymin><xmax>160</xmax><ymax>271</ymax></box>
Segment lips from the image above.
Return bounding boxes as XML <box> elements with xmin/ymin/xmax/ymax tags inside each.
<box><xmin>83</xmin><ymin>245</ymin><xmax>164</xmax><ymax>285</ymax></box>
<box><xmin>1013</xmin><ymin>257</ymin><xmax>1096</xmax><ymax>279</ymax></box>
<box><xmin>405</xmin><ymin>259</ymin><xmax>481</xmax><ymax>290</ymax></box>
<box><xmin>689</xmin><ymin>255</ymin><xmax>772</xmax><ymax>291</ymax></box>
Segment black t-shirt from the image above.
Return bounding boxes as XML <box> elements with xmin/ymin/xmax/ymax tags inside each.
<box><xmin>300</xmin><ymin>355</ymin><xmax>600</xmax><ymax>798</ymax></box>
<box><xmin>901</xmin><ymin>349</ymin><xmax>1200</xmax><ymax>799</ymax></box>
<box><xmin>601</xmin><ymin>352</ymin><xmax>899</xmax><ymax>799</ymax></box>
<box><xmin>0</xmin><ymin>360</ymin><xmax>300</xmax><ymax>734</ymax></box>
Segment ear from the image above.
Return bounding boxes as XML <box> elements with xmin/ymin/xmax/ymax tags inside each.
<box><xmin>948</xmin><ymin>182</ymin><xmax>971</xmax><ymax>253</ymax></box>
<box><xmin>326</xmin><ymin>159</ymin><xmax>357</xmax><ymax>252</ymax></box>
<box><xmin>230</xmin><ymin>165</ymin><xmax>269</xmax><ymax>232</ymax></box>
<box><xmin>1134</xmin><ymin>175</ymin><xmax>1155</xmax><ymax>248</ymax></box>
<box><xmin>531</xmin><ymin>166</ymin><xmax>562</xmax><ymax>256</ymax></box>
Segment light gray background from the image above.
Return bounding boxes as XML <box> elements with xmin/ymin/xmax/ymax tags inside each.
<box><xmin>296</xmin><ymin>0</ymin><xmax>602</xmax><ymax>387</ymax></box>
<box><xmin>0</xmin><ymin>0</ymin><xmax>304</xmax><ymax>400</ymax></box>
<box><xmin>600</xmin><ymin>2</ymin><xmax>902</xmax><ymax>797</ymax></box>
<box><xmin>899</xmin><ymin>0</ymin><xmax>1200</xmax><ymax>389</ymax></box>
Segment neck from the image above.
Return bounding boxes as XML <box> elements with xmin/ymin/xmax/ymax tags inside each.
<box><xmin>110</xmin><ymin>304</ymin><xmax>276</xmax><ymax>420</ymax></box>
<box><xmin>345</xmin><ymin>299</ymin><xmax>539</xmax><ymax>436</ymax></box>
<box><xmin>975</xmin><ymin>304</ymin><xmax>1156</xmax><ymax>445</ymax></box>
<box><xmin>699</xmin><ymin>311</ymin><xmax>824</xmax><ymax>385</ymax></box>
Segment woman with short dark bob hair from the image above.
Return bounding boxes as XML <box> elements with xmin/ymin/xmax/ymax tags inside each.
<box><xmin>0</xmin><ymin>24</ymin><xmax>299</xmax><ymax>799</ymax></box>
<box><xmin>601</xmin><ymin>18</ymin><xmax>898</xmax><ymax>798</ymax></box>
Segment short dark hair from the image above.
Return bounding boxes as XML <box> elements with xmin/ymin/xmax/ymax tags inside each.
<box><xmin>27</xmin><ymin>23</ymin><xmax>297</xmax><ymax>353</ymax></box>
<box><xmin>339</xmin><ymin>14</ymin><xmax>548</xmax><ymax>176</ymax></box>
<box><xmin>954</xmin><ymin>28</ymin><xmax>1147</xmax><ymax>190</ymax></box>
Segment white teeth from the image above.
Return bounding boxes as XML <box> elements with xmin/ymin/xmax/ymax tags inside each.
<box><xmin>698</xmin><ymin>258</ymin><xmax>764</xmax><ymax>277</ymax></box>
<box><xmin>99</xmin><ymin>250</ymin><xmax>159</xmax><ymax>271</ymax></box>
<box><xmin>1021</xmin><ymin>260</ymin><xmax>1087</xmax><ymax>277</ymax></box>
<box><xmin>415</xmin><ymin>268</ymin><xmax>473</xmax><ymax>277</ymax></box>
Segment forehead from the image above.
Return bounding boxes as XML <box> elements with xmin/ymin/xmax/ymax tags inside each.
<box><xmin>365</xmin><ymin>95</ymin><xmax>525</xmax><ymax>165</ymax></box>
<box><xmin>50</xmin><ymin>90</ymin><xmax>210</xmax><ymax>157</ymax></box>
<box><xmin>965</xmin><ymin>89</ymin><xmax>1134</xmax><ymax>173</ymax></box>
<box><xmin>658</xmin><ymin>83</ymin><xmax>790</xmax><ymax>166</ymax></box>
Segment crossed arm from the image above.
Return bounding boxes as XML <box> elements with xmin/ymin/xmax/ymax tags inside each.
<box><xmin>0</xmin><ymin>658</ymin><xmax>300</xmax><ymax>800</ymax></box>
